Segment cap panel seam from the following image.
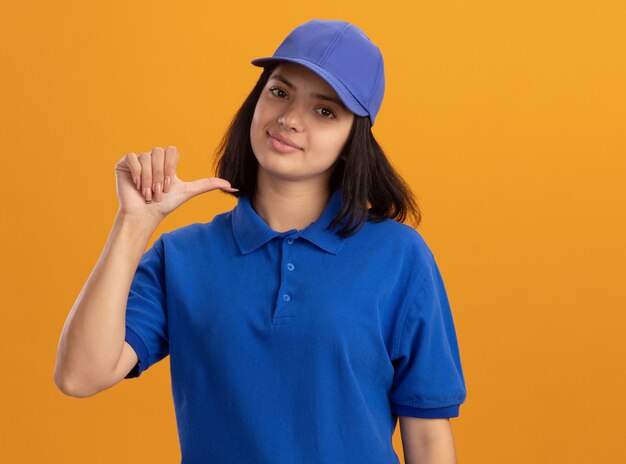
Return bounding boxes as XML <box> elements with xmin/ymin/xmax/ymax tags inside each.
<box><xmin>367</xmin><ymin>52</ymin><xmax>384</xmax><ymax>106</ymax></box>
<box><xmin>317</xmin><ymin>22</ymin><xmax>350</xmax><ymax>66</ymax></box>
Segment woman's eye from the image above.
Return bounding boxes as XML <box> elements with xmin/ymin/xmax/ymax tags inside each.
<box><xmin>269</xmin><ymin>87</ymin><xmax>287</xmax><ymax>98</ymax></box>
<box><xmin>269</xmin><ymin>87</ymin><xmax>335</xmax><ymax>119</ymax></box>
<box><xmin>316</xmin><ymin>108</ymin><xmax>336</xmax><ymax>119</ymax></box>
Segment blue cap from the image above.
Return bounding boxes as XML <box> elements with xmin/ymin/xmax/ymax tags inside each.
<box><xmin>251</xmin><ymin>19</ymin><xmax>385</xmax><ymax>127</ymax></box>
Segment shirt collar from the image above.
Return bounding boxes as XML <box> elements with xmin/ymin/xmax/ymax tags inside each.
<box><xmin>232</xmin><ymin>188</ymin><xmax>346</xmax><ymax>255</ymax></box>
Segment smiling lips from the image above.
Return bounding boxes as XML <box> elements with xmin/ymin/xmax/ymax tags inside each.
<box><xmin>267</xmin><ymin>131</ymin><xmax>302</xmax><ymax>153</ymax></box>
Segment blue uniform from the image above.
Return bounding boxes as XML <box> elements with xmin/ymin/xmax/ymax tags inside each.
<box><xmin>124</xmin><ymin>187</ymin><xmax>467</xmax><ymax>463</ymax></box>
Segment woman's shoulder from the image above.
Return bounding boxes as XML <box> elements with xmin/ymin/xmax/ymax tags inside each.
<box><xmin>363</xmin><ymin>216</ymin><xmax>433</xmax><ymax>258</ymax></box>
<box><xmin>354</xmin><ymin>218</ymin><xmax>438</xmax><ymax>290</ymax></box>
<box><xmin>157</xmin><ymin>209</ymin><xmax>234</xmax><ymax>245</ymax></box>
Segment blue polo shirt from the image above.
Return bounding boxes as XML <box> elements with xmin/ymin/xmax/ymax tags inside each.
<box><xmin>123</xmin><ymin>187</ymin><xmax>466</xmax><ymax>463</ymax></box>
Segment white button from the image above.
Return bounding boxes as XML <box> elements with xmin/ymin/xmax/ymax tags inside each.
<box><xmin>287</xmin><ymin>263</ymin><xmax>295</xmax><ymax>271</ymax></box>
<box><xmin>286</xmin><ymin>238</ymin><xmax>294</xmax><ymax>245</ymax></box>
<box><xmin>283</xmin><ymin>294</ymin><xmax>291</xmax><ymax>302</ymax></box>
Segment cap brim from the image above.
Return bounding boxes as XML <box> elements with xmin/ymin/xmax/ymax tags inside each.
<box><xmin>251</xmin><ymin>56</ymin><xmax>369</xmax><ymax>118</ymax></box>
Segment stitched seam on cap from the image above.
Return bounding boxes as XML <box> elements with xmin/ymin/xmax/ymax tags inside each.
<box><xmin>367</xmin><ymin>51</ymin><xmax>384</xmax><ymax>106</ymax></box>
<box><xmin>318</xmin><ymin>22</ymin><xmax>350</xmax><ymax>66</ymax></box>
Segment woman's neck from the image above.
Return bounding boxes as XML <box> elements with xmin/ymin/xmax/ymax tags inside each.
<box><xmin>251</xmin><ymin>182</ymin><xmax>331</xmax><ymax>233</ymax></box>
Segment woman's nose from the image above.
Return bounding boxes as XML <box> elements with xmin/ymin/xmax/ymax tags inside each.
<box><xmin>277</xmin><ymin>105</ymin><xmax>304</xmax><ymax>131</ymax></box>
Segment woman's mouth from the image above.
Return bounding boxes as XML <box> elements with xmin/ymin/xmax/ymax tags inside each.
<box><xmin>267</xmin><ymin>131</ymin><xmax>302</xmax><ymax>154</ymax></box>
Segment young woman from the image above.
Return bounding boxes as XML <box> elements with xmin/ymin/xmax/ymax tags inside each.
<box><xmin>55</xmin><ymin>19</ymin><xmax>467</xmax><ymax>464</ymax></box>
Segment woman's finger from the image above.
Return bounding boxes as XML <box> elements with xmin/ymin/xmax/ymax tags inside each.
<box><xmin>138</xmin><ymin>152</ymin><xmax>152</xmax><ymax>203</ymax></box>
<box><xmin>124</xmin><ymin>152</ymin><xmax>142</xmax><ymax>190</ymax></box>
<box><xmin>163</xmin><ymin>146</ymin><xmax>179</xmax><ymax>193</ymax></box>
<box><xmin>150</xmin><ymin>147</ymin><xmax>165</xmax><ymax>202</ymax></box>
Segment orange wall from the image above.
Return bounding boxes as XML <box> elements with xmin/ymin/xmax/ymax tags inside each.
<box><xmin>1</xmin><ymin>1</ymin><xmax>625</xmax><ymax>462</ymax></box>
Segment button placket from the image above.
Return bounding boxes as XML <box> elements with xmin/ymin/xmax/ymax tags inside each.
<box><xmin>272</xmin><ymin>235</ymin><xmax>298</xmax><ymax>324</ymax></box>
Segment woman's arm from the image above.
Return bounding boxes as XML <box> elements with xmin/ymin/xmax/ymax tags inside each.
<box><xmin>399</xmin><ymin>416</ymin><xmax>457</xmax><ymax>464</ymax></box>
<box><xmin>54</xmin><ymin>148</ymin><xmax>237</xmax><ymax>397</ymax></box>
<box><xmin>54</xmin><ymin>212</ymin><xmax>160</xmax><ymax>397</ymax></box>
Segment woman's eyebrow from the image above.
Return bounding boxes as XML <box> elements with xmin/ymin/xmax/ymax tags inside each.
<box><xmin>269</xmin><ymin>74</ymin><xmax>348</xmax><ymax>110</ymax></box>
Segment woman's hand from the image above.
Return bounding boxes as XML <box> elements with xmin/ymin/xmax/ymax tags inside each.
<box><xmin>114</xmin><ymin>146</ymin><xmax>238</xmax><ymax>222</ymax></box>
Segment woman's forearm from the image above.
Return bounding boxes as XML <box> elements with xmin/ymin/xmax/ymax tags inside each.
<box><xmin>54</xmin><ymin>211</ymin><xmax>160</xmax><ymax>395</ymax></box>
<box><xmin>400</xmin><ymin>416</ymin><xmax>457</xmax><ymax>464</ymax></box>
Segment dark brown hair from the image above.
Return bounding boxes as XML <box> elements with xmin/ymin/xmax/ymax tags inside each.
<box><xmin>212</xmin><ymin>63</ymin><xmax>421</xmax><ymax>238</ymax></box>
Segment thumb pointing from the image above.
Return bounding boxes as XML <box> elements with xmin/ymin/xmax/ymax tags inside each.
<box><xmin>184</xmin><ymin>177</ymin><xmax>234</xmax><ymax>197</ymax></box>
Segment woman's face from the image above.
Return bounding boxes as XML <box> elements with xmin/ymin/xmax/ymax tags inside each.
<box><xmin>250</xmin><ymin>62</ymin><xmax>355</xmax><ymax>186</ymax></box>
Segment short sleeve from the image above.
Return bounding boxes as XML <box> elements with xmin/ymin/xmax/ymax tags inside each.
<box><xmin>123</xmin><ymin>236</ymin><xmax>169</xmax><ymax>379</ymax></box>
<box><xmin>390</xmin><ymin>253</ymin><xmax>467</xmax><ymax>418</ymax></box>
